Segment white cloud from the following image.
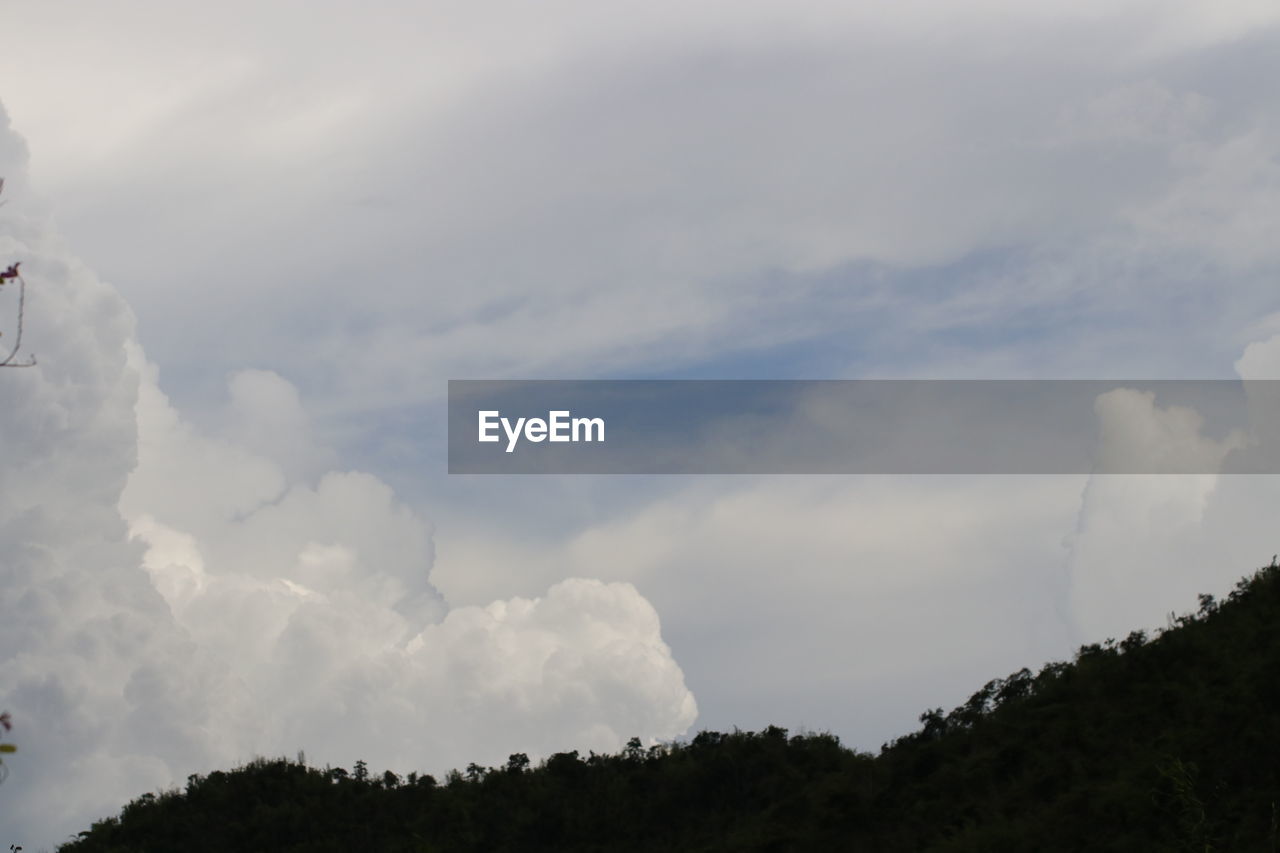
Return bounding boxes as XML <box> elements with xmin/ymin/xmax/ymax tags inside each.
<box><xmin>0</xmin><ymin>128</ymin><xmax>694</xmax><ymax>848</ymax></box>
<box><xmin>434</xmin><ymin>474</ymin><xmax>1086</xmax><ymax>747</ymax></box>
<box><xmin>1066</xmin><ymin>341</ymin><xmax>1280</xmax><ymax>643</ymax></box>
<box><xmin>1092</xmin><ymin>387</ymin><xmax>1246</xmax><ymax>474</ymax></box>
<box><xmin>7</xmin><ymin>0</ymin><xmax>1280</xmax><ymax>421</ymax></box>
<box><xmin>5</xmin><ymin>1</ymin><xmax>1280</xmax><ymax>844</ymax></box>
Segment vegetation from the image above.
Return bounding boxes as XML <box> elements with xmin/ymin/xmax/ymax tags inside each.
<box><xmin>58</xmin><ymin>560</ymin><xmax>1280</xmax><ymax>851</ymax></box>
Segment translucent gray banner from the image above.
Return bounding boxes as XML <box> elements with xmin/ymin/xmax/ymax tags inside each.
<box><xmin>447</xmin><ymin>380</ymin><xmax>1280</xmax><ymax>474</ymax></box>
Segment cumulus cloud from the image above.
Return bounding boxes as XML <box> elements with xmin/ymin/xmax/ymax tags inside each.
<box><xmin>433</xmin><ymin>474</ymin><xmax>1086</xmax><ymax>750</ymax></box>
<box><xmin>5</xmin><ymin>1</ymin><xmax>1280</xmax><ymax>845</ymax></box>
<box><xmin>1066</xmin><ymin>343</ymin><xmax>1280</xmax><ymax>643</ymax></box>
<box><xmin>1091</xmin><ymin>387</ymin><xmax>1247</xmax><ymax>474</ymax></box>
<box><xmin>119</xmin><ymin>363</ymin><xmax>696</xmax><ymax>775</ymax></box>
<box><xmin>0</xmin><ymin>116</ymin><xmax>694</xmax><ymax>848</ymax></box>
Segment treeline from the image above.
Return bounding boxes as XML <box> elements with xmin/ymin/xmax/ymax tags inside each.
<box><xmin>60</xmin><ymin>561</ymin><xmax>1280</xmax><ymax>851</ymax></box>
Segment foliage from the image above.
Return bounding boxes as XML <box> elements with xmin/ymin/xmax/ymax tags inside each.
<box><xmin>58</xmin><ymin>559</ymin><xmax>1280</xmax><ymax>852</ymax></box>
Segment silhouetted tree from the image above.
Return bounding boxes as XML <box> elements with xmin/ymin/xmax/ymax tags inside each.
<box><xmin>55</xmin><ymin>559</ymin><xmax>1280</xmax><ymax>852</ymax></box>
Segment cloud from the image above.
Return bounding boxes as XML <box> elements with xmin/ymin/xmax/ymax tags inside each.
<box><xmin>433</xmin><ymin>474</ymin><xmax>1086</xmax><ymax>749</ymax></box>
<box><xmin>1125</xmin><ymin>128</ymin><xmax>1280</xmax><ymax>269</ymax></box>
<box><xmin>8</xmin><ymin>1</ymin><xmax>1280</xmax><ymax>421</ymax></box>
<box><xmin>6</xmin><ymin>3</ymin><xmax>1280</xmax><ymax>845</ymax></box>
<box><xmin>1065</xmin><ymin>338</ymin><xmax>1280</xmax><ymax>643</ymax></box>
<box><xmin>1091</xmin><ymin>387</ymin><xmax>1247</xmax><ymax>474</ymax></box>
<box><xmin>0</xmin><ymin>120</ymin><xmax>694</xmax><ymax>848</ymax></box>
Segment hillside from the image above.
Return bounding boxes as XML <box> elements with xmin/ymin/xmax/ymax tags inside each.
<box><xmin>59</xmin><ymin>560</ymin><xmax>1280</xmax><ymax>852</ymax></box>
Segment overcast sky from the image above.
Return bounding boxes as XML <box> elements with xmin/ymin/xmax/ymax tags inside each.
<box><xmin>4</xmin><ymin>1</ymin><xmax>1280</xmax><ymax>847</ymax></box>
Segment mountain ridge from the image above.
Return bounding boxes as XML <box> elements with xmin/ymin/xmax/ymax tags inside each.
<box><xmin>56</xmin><ymin>559</ymin><xmax>1280</xmax><ymax>852</ymax></box>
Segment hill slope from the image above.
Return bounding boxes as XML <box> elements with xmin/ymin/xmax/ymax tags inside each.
<box><xmin>59</xmin><ymin>560</ymin><xmax>1280</xmax><ymax>852</ymax></box>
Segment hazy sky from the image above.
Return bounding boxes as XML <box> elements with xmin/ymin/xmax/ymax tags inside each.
<box><xmin>4</xmin><ymin>1</ymin><xmax>1280</xmax><ymax>847</ymax></box>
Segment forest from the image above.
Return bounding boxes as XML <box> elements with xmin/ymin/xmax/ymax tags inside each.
<box><xmin>58</xmin><ymin>559</ymin><xmax>1280</xmax><ymax>851</ymax></box>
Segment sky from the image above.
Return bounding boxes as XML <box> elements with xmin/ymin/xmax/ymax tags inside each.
<box><xmin>4</xmin><ymin>0</ymin><xmax>1280</xmax><ymax>847</ymax></box>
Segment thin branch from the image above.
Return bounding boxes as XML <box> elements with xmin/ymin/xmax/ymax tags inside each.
<box><xmin>0</xmin><ymin>271</ymin><xmax>37</xmax><ymax>368</ymax></box>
